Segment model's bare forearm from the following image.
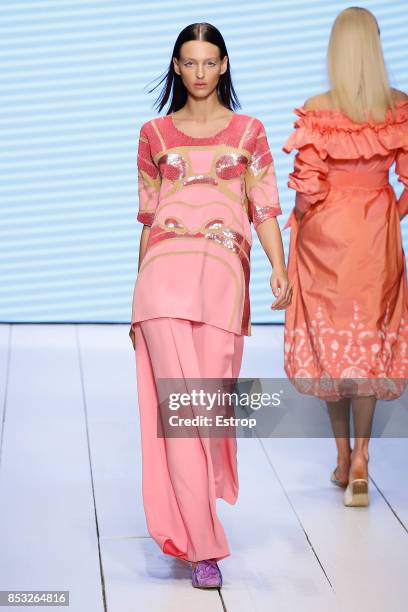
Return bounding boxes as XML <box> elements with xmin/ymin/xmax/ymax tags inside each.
<box><xmin>138</xmin><ymin>226</ymin><xmax>151</xmax><ymax>271</ymax></box>
<box><xmin>255</xmin><ymin>217</ymin><xmax>286</xmax><ymax>271</ymax></box>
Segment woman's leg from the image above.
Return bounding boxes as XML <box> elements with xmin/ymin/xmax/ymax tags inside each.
<box><xmin>134</xmin><ymin>317</ymin><xmax>244</xmax><ymax>563</ymax></box>
<box><xmin>349</xmin><ymin>395</ymin><xmax>376</xmax><ymax>479</ymax></box>
<box><xmin>326</xmin><ymin>397</ymin><xmax>352</xmax><ymax>484</ymax></box>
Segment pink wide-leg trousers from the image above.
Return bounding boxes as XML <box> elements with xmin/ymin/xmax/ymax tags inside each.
<box><xmin>134</xmin><ymin>317</ymin><xmax>244</xmax><ymax>562</ymax></box>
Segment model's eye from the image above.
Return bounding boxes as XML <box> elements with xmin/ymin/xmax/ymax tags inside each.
<box><xmin>184</xmin><ymin>62</ymin><xmax>193</xmax><ymax>67</ymax></box>
<box><xmin>215</xmin><ymin>154</ymin><xmax>248</xmax><ymax>180</ymax></box>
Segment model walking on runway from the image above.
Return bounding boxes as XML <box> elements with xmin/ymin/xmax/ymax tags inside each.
<box><xmin>129</xmin><ymin>22</ymin><xmax>291</xmax><ymax>588</ymax></box>
<box><xmin>282</xmin><ymin>7</ymin><xmax>408</xmax><ymax>507</ymax></box>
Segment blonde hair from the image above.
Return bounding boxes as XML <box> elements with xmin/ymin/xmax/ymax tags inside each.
<box><xmin>327</xmin><ymin>6</ymin><xmax>396</xmax><ymax>123</ymax></box>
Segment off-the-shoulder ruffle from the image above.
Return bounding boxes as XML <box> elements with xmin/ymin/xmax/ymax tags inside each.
<box><xmin>282</xmin><ymin>100</ymin><xmax>408</xmax><ymax>159</ymax></box>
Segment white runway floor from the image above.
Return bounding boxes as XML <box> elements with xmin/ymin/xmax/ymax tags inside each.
<box><xmin>0</xmin><ymin>323</ymin><xmax>407</xmax><ymax>612</ymax></box>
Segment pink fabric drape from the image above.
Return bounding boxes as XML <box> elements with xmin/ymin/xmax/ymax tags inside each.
<box><xmin>134</xmin><ymin>317</ymin><xmax>244</xmax><ymax>562</ymax></box>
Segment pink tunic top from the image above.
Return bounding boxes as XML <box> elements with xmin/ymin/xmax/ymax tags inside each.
<box><xmin>131</xmin><ymin>112</ymin><xmax>282</xmax><ymax>336</ymax></box>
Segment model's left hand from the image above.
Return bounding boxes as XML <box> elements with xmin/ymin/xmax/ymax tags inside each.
<box><xmin>270</xmin><ymin>268</ymin><xmax>292</xmax><ymax>309</ymax></box>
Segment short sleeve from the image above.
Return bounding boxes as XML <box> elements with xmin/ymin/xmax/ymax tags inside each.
<box><xmin>245</xmin><ymin>120</ymin><xmax>282</xmax><ymax>230</ymax></box>
<box><xmin>287</xmin><ymin>144</ymin><xmax>330</xmax><ymax>214</ymax></box>
<box><xmin>395</xmin><ymin>147</ymin><xmax>408</xmax><ymax>220</ymax></box>
<box><xmin>137</xmin><ymin>123</ymin><xmax>161</xmax><ymax>226</ymax></box>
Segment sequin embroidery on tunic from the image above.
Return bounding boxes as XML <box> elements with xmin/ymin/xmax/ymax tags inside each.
<box><xmin>131</xmin><ymin>112</ymin><xmax>282</xmax><ymax>336</ymax></box>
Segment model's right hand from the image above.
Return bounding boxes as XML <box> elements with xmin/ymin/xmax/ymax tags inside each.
<box><xmin>270</xmin><ymin>268</ymin><xmax>292</xmax><ymax>310</ymax></box>
<box><xmin>129</xmin><ymin>325</ymin><xmax>136</xmax><ymax>350</ymax></box>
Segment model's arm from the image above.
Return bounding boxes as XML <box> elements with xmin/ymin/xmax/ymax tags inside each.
<box><xmin>288</xmin><ymin>145</ymin><xmax>330</xmax><ymax>221</ymax></box>
<box><xmin>395</xmin><ymin>147</ymin><xmax>408</xmax><ymax>222</ymax></box>
<box><xmin>138</xmin><ymin>225</ymin><xmax>151</xmax><ymax>271</ymax></box>
<box><xmin>245</xmin><ymin>119</ymin><xmax>292</xmax><ymax>310</ymax></box>
<box><xmin>129</xmin><ymin>124</ymin><xmax>161</xmax><ymax>348</ymax></box>
<box><xmin>135</xmin><ymin>123</ymin><xmax>161</xmax><ymax>269</ymax></box>
<box><xmin>256</xmin><ymin>217</ymin><xmax>285</xmax><ymax>268</ymax></box>
<box><xmin>130</xmin><ymin>225</ymin><xmax>151</xmax><ymax>349</ymax></box>
<box><xmin>283</xmin><ymin>98</ymin><xmax>330</xmax><ymax>222</ymax></box>
<box><xmin>255</xmin><ymin>218</ymin><xmax>291</xmax><ymax>310</ymax></box>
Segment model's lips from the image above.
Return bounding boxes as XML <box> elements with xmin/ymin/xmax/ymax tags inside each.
<box><xmin>194</xmin><ymin>83</ymin><xmax>207</xmax><ymax>87</ymax></box>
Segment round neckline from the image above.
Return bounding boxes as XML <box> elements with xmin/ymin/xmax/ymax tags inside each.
<box><xmin>168</xmin><ymin>111</ymin><xmax>236</xmax><ymax>140</ymax></box>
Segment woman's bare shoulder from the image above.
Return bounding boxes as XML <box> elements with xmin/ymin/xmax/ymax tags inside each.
<box><xmin>303</xmin><ymin>89</ymin><xmax>408</xmax><ymax>110</ymax></box>
<box><xmin>391</xmin><ymin>88</ymin><xmax>408</xmax><ymax>103</ymax></box>
<box><xmin>302</xmin><ymin>91</ymin><xmax>332</xmax><ymax>111</ymax></box>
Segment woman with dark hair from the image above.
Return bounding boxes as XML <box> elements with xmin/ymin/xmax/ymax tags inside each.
<box><xmin>129</xmin><ymin>22</ymin><xmax>291</xmax><ymax>587</ymax></box>
<box><xmin>282</xmin><ymin>7</ymin><xmax>408</xmax><ymax>507</ymax></box>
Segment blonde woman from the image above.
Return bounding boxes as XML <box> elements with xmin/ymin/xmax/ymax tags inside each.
<box><xmin>283</xmin><ymin>7</ymin><xmax>408</xmax><ymax>507</ymax></box>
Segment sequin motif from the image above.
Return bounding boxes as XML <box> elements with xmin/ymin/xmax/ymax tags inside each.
<box><xmin>183</xmin><ymin>175</ymin><xmax>218</xmax><ymax>186</ymax></box>
<box><xmin>138</xmin><ymin>211</ymin><xmax>155</xmax><ymax>226</ymax></box>
<box><xmin>158</xmin><ymin>153</ymin><xmax>187</xmax><ymax>181</ymax></box>
<box><xmin>248</xmin><ymin>150</ymin><xmax>272</xmax><ymax>176</ymax></box>
<box><xmin>251</xmin><ymin>204</ymin><xmax>283</xmax><ymax>227</ymax></box>
<box><xmin>215</xmin><ymin>153</ymin><xmax>248</xmax><ymax>180</ymax></box>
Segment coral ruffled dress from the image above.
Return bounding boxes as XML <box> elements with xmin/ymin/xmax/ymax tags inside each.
<box><xmin>282</xmin><ymin>101</ymin><xmax>408</xmax><ymax>400</ymax></box>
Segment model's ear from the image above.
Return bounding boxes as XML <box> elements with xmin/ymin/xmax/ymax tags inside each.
<box><xmin>220</xmin><ymin>54</ymin><xmax>228</xmax><ymax>75</ymax></box>
<box><xmin>173</xmin><ymin>56</ymin><xmax>180</xmax><ymax>75</ymax></box>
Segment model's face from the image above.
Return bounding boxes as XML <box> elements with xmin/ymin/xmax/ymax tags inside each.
<box><xmin>173</xmin><ymin>40</ymin><xmax>228</xmax><ymax>99</ymax></box>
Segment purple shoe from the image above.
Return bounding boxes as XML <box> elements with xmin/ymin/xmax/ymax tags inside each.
<box><xmin>191</xmin><ymin>559</ymin><xmax>222</xmax><ymax>588</ymax></box>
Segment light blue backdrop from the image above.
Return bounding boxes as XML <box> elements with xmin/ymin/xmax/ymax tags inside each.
<box><xmin>1</xmin><ymin>0</ymin><xmax>407</xmax><ymax>324</ymax></box>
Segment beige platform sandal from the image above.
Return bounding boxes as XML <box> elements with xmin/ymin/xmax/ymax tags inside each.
<box><xmin>343</xmin><ymin>477</ymin><xmax>370</xmax><ymax>506</ymax></box>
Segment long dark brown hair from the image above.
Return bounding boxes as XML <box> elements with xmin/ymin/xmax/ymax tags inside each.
<box><xmin>148</xmin><ymin>22</ymin><xmax>241</xmax><ymax>114</ymax></box>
